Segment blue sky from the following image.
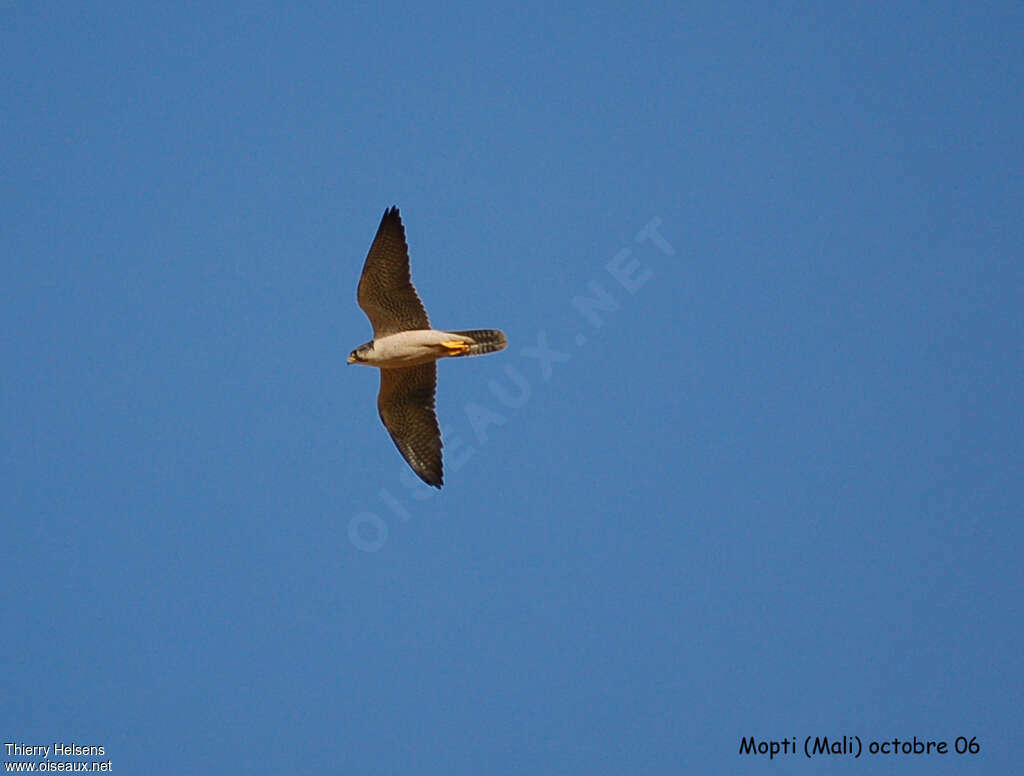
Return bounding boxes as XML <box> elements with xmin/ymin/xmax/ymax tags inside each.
<box><xmin>2</xmin><ymin>1</ymin><xmax>1022</xmax><ymax>773</ymax></box>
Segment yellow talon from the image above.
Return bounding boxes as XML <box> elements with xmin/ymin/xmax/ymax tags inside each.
<box><xmin>441</xmin><ymin>340</ymin><xmax>472</xmax><ymax>354</ymax></box>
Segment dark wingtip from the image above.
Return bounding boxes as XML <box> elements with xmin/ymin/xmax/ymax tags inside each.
<box><xmin>418</xmin><ymin>475</ymin><xmax>442</xmax><ymax>489</ymax></box>
<box><xmin>379</xmin><ymin>206</ymin><xmax>402</xmax><ymax>232</ymax></box>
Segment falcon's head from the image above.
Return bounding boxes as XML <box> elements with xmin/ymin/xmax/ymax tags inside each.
<box><xmin>347</xmin><ymin>342</ymin><xmax>374</xmax><ymax>364</ymax></box>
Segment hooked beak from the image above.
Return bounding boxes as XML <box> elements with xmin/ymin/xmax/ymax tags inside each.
<box><xmin>347</xmin><ymin>353</ymin><xmax>356</xmax><ymax>364</ymax></box>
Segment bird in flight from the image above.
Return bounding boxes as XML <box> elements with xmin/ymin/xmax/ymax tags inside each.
<box><xmin>348</xmin><ymin>206</ymin><xmax>507</xmax><ymax>488</ymax></box>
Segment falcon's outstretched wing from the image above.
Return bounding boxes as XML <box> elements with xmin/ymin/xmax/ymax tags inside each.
<box><xmin>357</xmin><ymin>207</ymin><xmax>430</xmax><ymax>337</ymax></box>
<box><xmin>377</xmin><ymin>362</ymin><xmax>442</xmax><ymax>488</ymax></box>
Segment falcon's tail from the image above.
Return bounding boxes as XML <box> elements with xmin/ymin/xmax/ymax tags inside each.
<box><xmin>449</xmin><ymin>329</ymin><xmax>508</xmax><ymax>357</ymax></box>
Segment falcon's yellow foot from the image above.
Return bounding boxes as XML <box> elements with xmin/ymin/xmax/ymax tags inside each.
<box><xmin>441</xmin><ymin>340</ymin><xmax>472</xmax><ymax>355</ymax></box>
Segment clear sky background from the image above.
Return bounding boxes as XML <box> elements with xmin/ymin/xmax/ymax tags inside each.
<box><xmin>2</xmin><ymin>1</ymin><xmax>1022</xmax><ymax>773</ymax></box>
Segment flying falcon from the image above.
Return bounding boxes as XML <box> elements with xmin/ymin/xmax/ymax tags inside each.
<box><xmin>348</xmin><ymin>206</ymin><xmax>507</xmax><ymax>488</ymax></box>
